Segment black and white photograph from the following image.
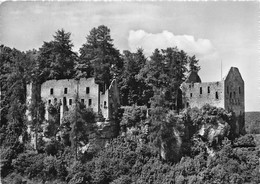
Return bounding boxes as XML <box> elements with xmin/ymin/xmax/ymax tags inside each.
<box><xmin>0</xmin><ymin>1</ymin><xmax>259</xmax><ymax>183</ymax></box>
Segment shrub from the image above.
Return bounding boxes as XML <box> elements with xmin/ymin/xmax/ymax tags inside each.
<box><xmin>44</xmin><ymin>138</ymin><xmax>63</xmax><ymax>156</ymax></box>
<box><xmin>233</xmin><ymin>134</ymin><xmax>256</xmax><ymax>148</ymax></box>
<box><xmin>111</xmin><ymin>175</ymin><xmax>132</xmax><ymax>184</ymax></box>
<box><xmin>120</xmin><ymin>106</ymin><xmax>147</xmax><ymax>128</ymax></box>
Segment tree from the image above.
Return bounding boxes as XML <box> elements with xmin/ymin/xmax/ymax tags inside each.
<box><xmin>0</xmin><ymin>46</ymin><xmax>29</xmax><ymax>146</ymax></box>
<box><xmin>61</xmin><ymin>102</ymin><xmax>97</xmax><ymax>160</ymax></box>
<box><xmin>119</xmin><ymin>49</ymin><xmax>152</xmax><ymax>106</ymax></box>
<box><xmin>139</xmin><ymin>47</ymin><xmax>189</xmax><ymax>111</ymax></box>
<box><xmin>188</xmin><ymin>55</ymin><xmax>200</xmax><ymax>73</ymax></box>
<box><xmin>77</xmin><ymin>25</ymin><xmax>123</xmax><ymax>88</ymax></box>
<box><xmin>0</xmin><ymin>45</ymin><xmax>30</xmax><ymax>176</ymax></box>
<box><xmin>37</xmin><ymin>29</ymin><xmax>77</xmax><ymax>82</ymax></box>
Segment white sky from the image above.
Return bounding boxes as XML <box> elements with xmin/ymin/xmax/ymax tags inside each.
<box><xmin>0</xmin><ymin>1</ymin><xmax>259</xmax><ymax>111</ymax></box>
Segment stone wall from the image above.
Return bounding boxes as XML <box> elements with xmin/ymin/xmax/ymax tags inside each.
<box><xmin>182</xmin><ymin>81</ymin><xmax>225</xmax><ymax>109</ymax></box>
<box><xmin>108</xmin><ymin>79</ymin><xmax>120</xmax><ymax>120</ymax></box>
<box><xmin>32</xmin><ymin>77</ymin><xmax>120</xmax><ymax>123</ymax></box>
<box><xmin>78</xmin><ymin>78</ymin><xmax>99</xmax><ymax>113</ymax></box>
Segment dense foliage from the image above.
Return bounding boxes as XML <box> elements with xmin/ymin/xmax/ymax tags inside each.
<box><xmin>1</xmin><ymin>25</ymin><xmax>259</xmax><ymax>183</ymax></box>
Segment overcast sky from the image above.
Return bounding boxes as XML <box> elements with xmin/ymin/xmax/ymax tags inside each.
<box><xmin>0</xmin><ymin>1</ymin><xmax>259</xmax><ymax>111</ymax></box>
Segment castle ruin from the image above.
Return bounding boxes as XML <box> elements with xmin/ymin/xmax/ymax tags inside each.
<box><xmin>181</xmin><ymin>67</ymin><xmax>245</xmax><ymax>134</ymax></box>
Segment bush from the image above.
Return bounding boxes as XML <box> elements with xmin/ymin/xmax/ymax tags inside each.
<box><xmin>0</xmin><ymin>143</ymin><xmax>24</xmax><ymax>177</ymax></box>
<box><xmin>111</xmin><ymin>175</ymin><xmax>132</xmax><ymax>184</ymax></box>
<box><xmin>12</xmin><ymin>151</ymin><xmax>68</xmax><ymax>181</ymax></box>
<box><xmin>233</xmin><ymin>134</ymin><xmax>256</xmax><ymax>147</ymax></box>
<box><xmin>120</xmin><ymin>106</ymin><xmax>147</xmax><ymax>128</ymax></box>
<box><xmin>44</xmin><ymin>138</ymin><xmax>63</xmax><ymax>155</ymax></box>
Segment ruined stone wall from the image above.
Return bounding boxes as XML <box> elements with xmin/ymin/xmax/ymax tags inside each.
<box><xmin>41</xmin><ymin>79</ymin><xmax>78</xmax><ymax>121</ymax></box>
<box><xmin>100</xmin><ymin>90</ymin><xmax>109</xmax><ymax>120</ymax></box>
<box><xmin>39</xmin><ymin>78</ymin><xmax>115</xmax><ymax>121</ymax></box>
<box><xmin>26</xmin><ymin>83</ymin><xmax>33</xmax><ymax>121</ymax></box>
<box><xmin>182</xmin><ymin>81</ymin><xmax>225</xmax><ymax>109</ymax></box>
<box><xmin>108</xmin><ymin>79</ymin><xmax>120</xmax><ymax>120</ymax></box>
<box><xmin>78</xmin><ymin>78</ymin><xmax>99</xmax><ymax>113</ymax></box>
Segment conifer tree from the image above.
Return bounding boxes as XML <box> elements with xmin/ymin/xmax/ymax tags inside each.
<box><xmin>119</xmin><ymin>49</ymin><xmax>151</xmax><ymax>106</ymax></box>
<box><xmin>77</xmin><ymin>25</ymin><xmax>123</xmax><ymax>88</ymax></box>
<box><xmin>37</xmin><ymin>29</ymin><xmax>77</xmax><ymax>82</ymax></box>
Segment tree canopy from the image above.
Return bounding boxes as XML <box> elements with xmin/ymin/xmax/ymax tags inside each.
<box><xmin>37</xmin><ymin>29</ymin><xmax>77</xmax><ymax>82</ymax></box>
<box><xmin>77</xmin><ymin>25</ymin><xmax>123</xmax><ymax>89</ymax></box>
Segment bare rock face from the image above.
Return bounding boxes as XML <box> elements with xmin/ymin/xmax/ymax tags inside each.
<box><xmin>160</xmin><ymin>128</ymin><xmax>182</xmax><ymax>162</ymax></box>
<box><xmin>97</xmin><ymin>120</ymin><xmax>119</xmax><ymax>139</ymax></box>
<box><xmin>198</xmin><ymin>118</ymin><xmax>230</xmax><ymax>146</ymax></box>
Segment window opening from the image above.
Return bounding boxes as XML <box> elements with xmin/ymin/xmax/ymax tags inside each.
<box><xmin>104</xmin><ymin>101</ymin><xmax>107</xmax><ymax>107</ymax></box>
<box><xmin>208</xmin><ymin>86</ymin><xmax>210</xmax><ymax>93</ymax></box>
<box><xmin>88</xmin><ymin>99</ymin><xmax>92</xmax><ymax>106</ymax></box>
<box><xmin>81</xmin><ymin>99</ymin><xmax>84</xmax><ymax>104</ymax></box>
<box><xmin>50</xmin><ymin>88</ymin><xmax>53</xmax><ymax>95</ymax></box>
<box><xmin>186</xmin><ymin>102</ymin><xmax>189</xmax><ymax>107</ymax></box>
<box><xmin>48</xmin><ymin>99</ymin><xmax>51</xmax><ymax>104</ymax></box>
<box><xmin>215</xmin><ymin>92</ymin><xmax>219</xmax><ymax>99</ymax></box>
<box><xmin>86</xmin><ymin>87</ymin><xmax>90</xmax><ymax>94</ymax></box>
<box><xmin>200</xmin><ymin>87</ymin><xmax>202</xmax><ymax>94</ymax></box>
<box><xmin>69</xmin><ymin>99</ymin><xmax>72</xmax><ymax>105</ymax></box>
<box><xmin>190</xmin><ymin>93</ymin><xmax>192</xmax><ymax>98</ymax></box>
<box><xmin>64</xmin><ymin>88</ymin><xmax>67</xmax><ymax>94</ymax></box>
<box><xmin>230</xmin><ymin>92</ymin><xmax>232</xmax><ymax>98</ymax></box>
<box><xmin>63</xmin><ymin>97</ymin><xmax>67</xmax><ymax>106</ymax></box>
